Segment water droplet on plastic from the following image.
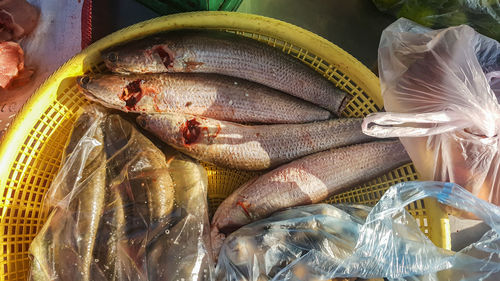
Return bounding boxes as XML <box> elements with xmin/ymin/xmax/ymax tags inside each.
<box><xmin>94</xmin><ymin>259</ymin><xmax>99</xmax><ymax>263</ymax></box>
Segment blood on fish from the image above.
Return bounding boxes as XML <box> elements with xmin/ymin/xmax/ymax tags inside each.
<box><xmin>185</xmin><ymin>102</ymin><xmax>192</xmax><ymax>107</ymax></box>
<box><xmin>184</xmin><ymin>61</ymin><xmax>204</xmax><ymax>72</ymax></box>
<box><xmin>180</xmin><ymin>118</ymin><xmax>201</xmax><ymax>145</ymax></box>
<box><xmin>200</xmin><ymin>124</ymin><xmax>221</xmax><ymax>140</ymax></box>
<box><xmin>151</xmin><ymin>93</ymin><xmax>162</xmax><ymax>112</ymax></box>
<box><xmin>214</xmin><ymin>124</ymin><xmax>221</xmax><ymax>138</ymax></box>
<box><xmin>236</xmin><ymin>201</ymin><xmax>252</xmax><ymax>219</ymax></box>
<box><xmin>153</xmin><ymin>46</ymin><xmax>173</xmax><ymax>69</ymax></box>
<box><xmin>119</xmin><ymin>79</ymin><xmax>144</xmax><ymax>111</ymax></box>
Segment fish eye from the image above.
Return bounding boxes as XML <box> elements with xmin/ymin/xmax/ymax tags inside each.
<box><xmin>107</xmin><ymin>52</ymin><xmax>118</xmax><ymax>63</ymax></box>
<box><xmin>79</xmin><ymin>75</ymin><xmax>90</xmax><ymax>86</ymax></box>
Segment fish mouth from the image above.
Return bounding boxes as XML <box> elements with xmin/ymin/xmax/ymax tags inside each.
<box><xmin>75</xmin><ymin>76</ymin><xmax>125</xmax><ymax>111</ymax></box>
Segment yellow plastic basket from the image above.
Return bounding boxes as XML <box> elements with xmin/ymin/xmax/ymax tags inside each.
<box><xmin>0</xmin><ymin>12</ymin><xmax>450</xmax><ymax>281</ymax></box>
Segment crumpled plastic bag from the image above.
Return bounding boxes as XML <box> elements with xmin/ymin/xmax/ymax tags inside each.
<box><xmin>29</xmin><ymin>106</ymin><xmax>214</xmax><ymax>281</ymax></box>
<box><xmin>216</xmin><ymin>181</ymin><xmax>500</xmax><ymax>281</ymax></box>
<box><xmin>362</xmin><ymin>18</ymin><xmax>500</xmax><ymax>208</ymax></box>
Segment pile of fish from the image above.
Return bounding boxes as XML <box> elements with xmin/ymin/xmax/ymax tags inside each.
<box><xmin>30</xmin><ymin>30</ymin><xmax>411</xmax><ymax>281</ymax></box>
<box><xmin>215</xmin><ymin>204</ymin><xmax>372</xmax><ymax>281</ymax></box>
<box><xmin>30</xmin><ymin>109</ymin><xmax>214</xmax><ymax>281</ymax></box>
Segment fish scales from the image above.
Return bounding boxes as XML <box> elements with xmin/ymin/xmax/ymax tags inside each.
<box><xmin>137</xmin><ymin>113</ymin><xmax>374</xmax><ymax>171</ymax></box>
<box><xmin>77</xmin><ymin>73</ymin><xmax>331</xmax><ymax>124</ymax></box>
<box><xmin>210</xmin><ymin>140</ymin><xmax>411</xmax><ymax>256</ymax></box>
<box><xmin>102</xmin><ymin>31</ymin><xmax>350</xmax><ymax>115</ymax></box>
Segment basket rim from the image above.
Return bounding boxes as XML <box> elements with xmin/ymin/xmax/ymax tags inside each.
<box><xmin>0</xmin><ymin>11</ymin><xmax>381</xmax><ymax>184</ymax></box>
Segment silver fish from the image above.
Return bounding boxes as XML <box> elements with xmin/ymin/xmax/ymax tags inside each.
<box><xmin>137</xmin><ymin>113</ymin><xmax>374</xmax><ymax>171</ymax></box>
<box><xmin>102</xmin><ymin>30</ymin><xmax>351</xmax><ymax>115</ymax></box>
<box><xmin>146</xmin><ymin>152</ymin><xmax>214</xmax><ymax>281</ymax></box>
<box><xmin>210</xmin><ymin>140</ymin><xmax>411</xmax><ymax>256</ymax></box>
<box><xmin>30</xmin><ymin>110</ymin><xmax>107</xmax><ymax>281</ymax></box>
<box><xmin>76</xmin><ymin>73</ymin><xmax>331</xmax><ymax>124</ymax></box>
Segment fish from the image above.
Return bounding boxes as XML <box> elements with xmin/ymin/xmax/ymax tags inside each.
<box><xmin>46</xmin><ymin>108</ymin><xmax>106</xmax><ymax>208</ymax></box>
<box><xmin>136</xmin><ymin>113</ymin><xmax>374</xmax><ymax>171</ymax></box>
<box><xmin>66</xmin><ymin>113</ymin><xmax>106</xmax><ymax>281</ymax></box>
<box><xmin>30</xmin><ymin>108</ymin><xmax>108</xmax><ymax>281</ymax></box>
<box><xmin>146</xmin><ymin>151</ymin><xmax>214</xmax><ymax>281</ymax></box>
<box><xmin>215</xmin><ymin>204</ymin><xmax>366</xmax><ymax>281</ymax></box>
<box><xmin>71</xmin><ymin>150</ymin><xmax>106</xmax><ymax>281</ymax></box>
<box><xmin>76</xmin><ymin>73</ymin><xmax>330</xmax><ymax>124</ymax></box>
<box><xmin>102</xmin><ymin>115</ymin><xmax>175</xmax><ymax>221</ymax></box>
<box><xmin>102</xmin><ymin>30</ymin><xmax>351</xmax><ymax>115</ymax></box>
<box><xmin>102</xmin><ymin>115</ymin><xmax>176</xmax><ymax>281</ymax></box>
<box><xmin>210</xmin><ymin>140</ymin><xmax>411</xmax><ymax>256</ymax></box>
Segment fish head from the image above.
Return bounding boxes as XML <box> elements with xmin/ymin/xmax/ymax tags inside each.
<box><xmin>102</xmin><ymin>32</ymin><xmax>204</xmax><ymax>73</ymax></box>
<box><xmin>212</xmin><ymin>196</ymin><xmax>253</xmax><ymax>235</ymax></box>
<box><xmin>102</xmin><ymin>34</ymin><xmax>194</xmax><ymax>73</ymax></box>
<box><xmin>77</xmin><ymin>74</ymin><xmax>149</xmax><ymax>112</ymax></box>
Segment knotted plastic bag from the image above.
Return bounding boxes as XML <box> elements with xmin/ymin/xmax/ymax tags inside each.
<box><xmin>216</xmin><ymin>181</ymin><xmax>500</xmax><ymax>280</ymax></box>
<box><xmin>362</xmin><ymin>18</ymin><xmax>500</xmax><ymax>206</ymax></box>
<box><xmin>29</xmin><ymin>106</ymin><xmax>214</xmax><ymax>281</ymax></box>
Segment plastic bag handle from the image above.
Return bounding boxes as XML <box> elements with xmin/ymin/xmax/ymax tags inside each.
<box><xmin>362</xmin><ymin>111</ymin><xmax>465</xmax><ymax>138</ymax></box>
<box><xmin>370</xmin><ymin>181</ymin><xmax>500</xmax><ymax>233</ymax></box>
<box><xmin>486</xmin><ymin>71</ymin><xmax>500</xmax><ymax>84</ymax></box>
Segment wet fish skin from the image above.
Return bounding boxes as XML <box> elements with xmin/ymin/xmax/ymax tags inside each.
<box><xmin>137</xmin><ymin>113</ymin><xmax>374</xmax><ymax>171</ymax></box>
<box><xmin>76</xmin><ymin>73</ymin><xmax>330</xmax><ymax>124</ymax></box>
<box><xmin>72</xmin><ymin>152</ymin><xmax>106</xmax><ymax>281</ymax></box>
<box><xmin>146</xmin><ymin>151</ymin><xmax>213</xmax><ymax>281</ymax></box>
<box><xmin>102</xmin><ymin>30</ymin><xmax>351</xmax><ymax>115</ymax></box>
<box><xmin>210</xmin><ymin>140</ymin><xmax>411</xmax><ymax>256</ymax></box>
<box><xmin>68</xmin><ymin>122</ymin><xmax>106</xmax><ymax>281</ymax></box>
<box><xmin>48</xmin><ymin>109</ymin><xmax>106</xmax><ymax>208</ymax></box>
<box><xmin>104</xmin><ymin>115</ymin><xmax>176</xmax><ymax>281</ymax></box>
<box><xmin>92</xmin><ymin>183</ymin><xmax>126</xmax><ymax>281</ymax></box>
<box><xmin>30</xmin><ymin>110</ymin><xmax>107</xmax><ymax>281</ymax></box>
<box><xmin>103</xmin><ymin>115</ymin><xmax>175</xmax><ymax>221</ymax></box>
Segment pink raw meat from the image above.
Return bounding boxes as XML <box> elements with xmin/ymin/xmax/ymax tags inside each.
<box><xmin>0</xmin><ymin>41</ymin><xmax>24</xmax><ymax>88</ymax></box>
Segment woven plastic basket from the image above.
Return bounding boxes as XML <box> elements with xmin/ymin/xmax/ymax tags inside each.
<box><xmin>0</xmin><ymin>11</ymin><xmax>450</xmax><ymax>281</ymax></box>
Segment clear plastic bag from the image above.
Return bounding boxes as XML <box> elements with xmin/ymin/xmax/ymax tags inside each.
<box><xmin>216</xmin><ymin>181</ymin><xmax>500</xmax><ymax>281</ymax></box>
<box><xmin>362</xmin><ymin>18</ymin><xmax>500</xmax><ymax>206</ymax></box>
<box><xmin>29</xmin><ymin>106</ymin><xmax>214</xmax><ymax>281</ymax></box>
